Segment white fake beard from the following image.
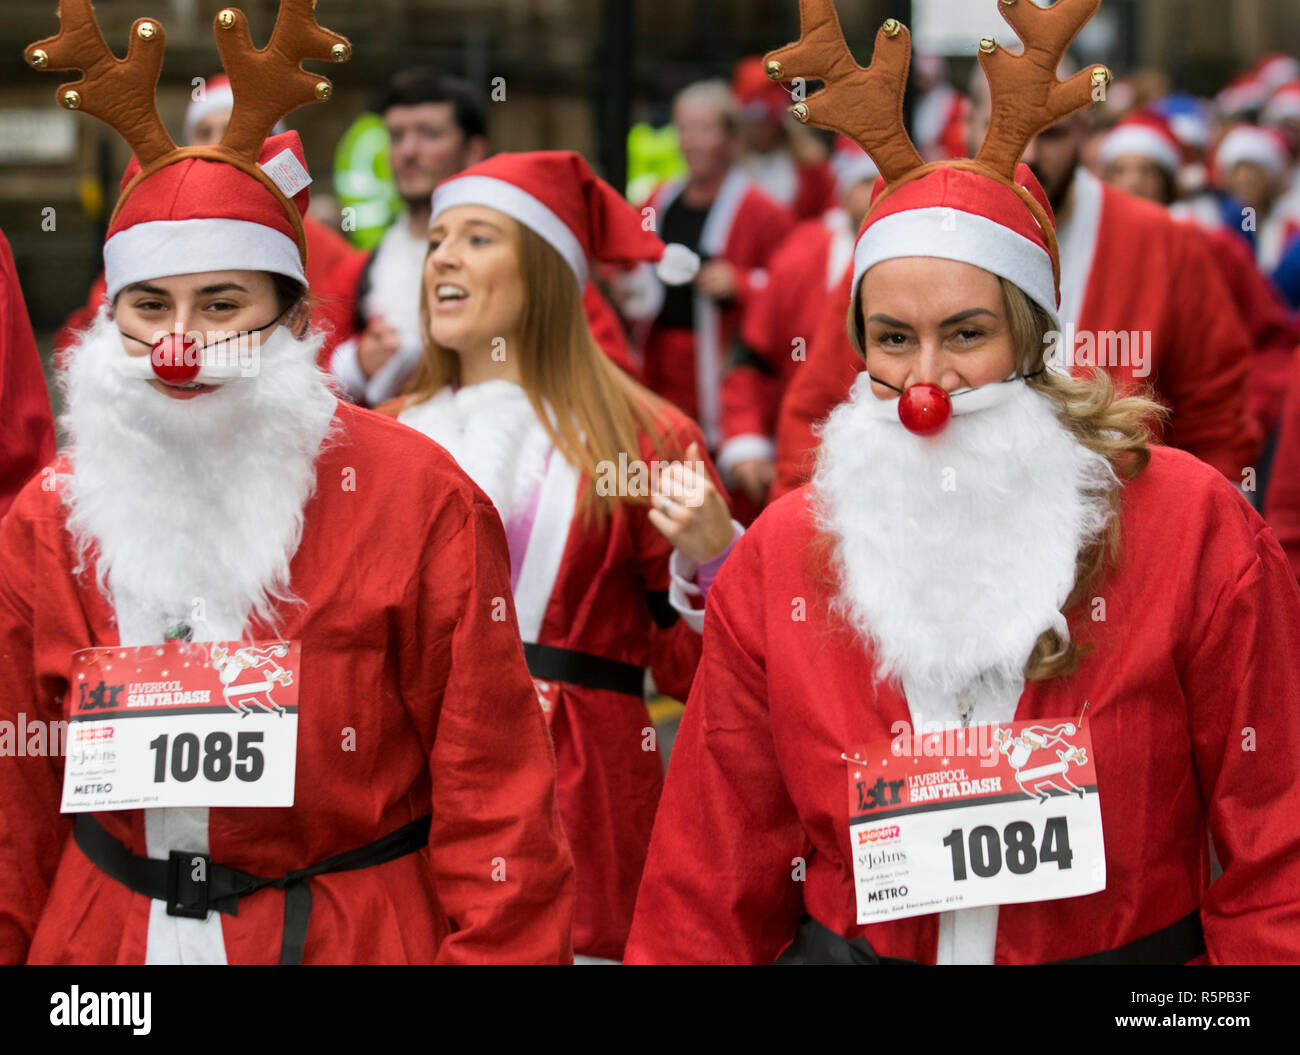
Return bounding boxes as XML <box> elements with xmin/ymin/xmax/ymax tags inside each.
<box><xmin>812</xmin><ymin>376</ymin><xmax>1117</xmax><ymax>697</ymax></box>
<box><xmin>58</xmin><ymin>308</ymin><xmax>339</xmax><ymax>644</ymax></box>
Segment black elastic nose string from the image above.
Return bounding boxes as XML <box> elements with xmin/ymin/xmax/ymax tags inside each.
<box><xmin>867</xmin><ymin>367</ymin><xmax>1047</xmax><ymax>397</ymax></box>
<box><xmin>118</xmin><ymin>309</ymin><xmax>287</xmax><ymax>356</ymax></box>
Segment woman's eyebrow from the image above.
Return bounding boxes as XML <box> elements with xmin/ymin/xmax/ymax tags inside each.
<box><xmin>194</xmin><ymin>282</ymin><xmax>248</xmax><ymax>295</ymax></box>
<box><xmin>940</xmin><ymin>308</ymin><xmax>998</xmax><ymax>326</ymax></box>
<box><xmin>867</xmin><ymin>308</ymin><xmax>998</xmax><ymax>329</ymax></box>
<box><xmin>866</xmin><ymin>313</ymin><xmax>914</xmax><ymax>329</ymax></box>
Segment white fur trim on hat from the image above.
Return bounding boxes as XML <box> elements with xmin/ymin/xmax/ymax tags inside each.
<box><xmin>103</xmin><ymin>218</ymin><xmax>306</xmax><ymax>302</ymax></box>
<box><xmin>832</xmin><ymin>152</ymin><xmax>880</xmax><ymax>200</ymax></box>
<box><xmin>853</xmin><ymin>207</ymin><xmax>1059</xmax><ymax>327</ymax></box>
<box><xmin>1263</xmin><ymin>89</ymin><xmax>1300</xmax><ymax>128</ymax></box>
<box><xmin>1217</xmin><ymin>126</ymin><xmax>1291</xmax><ymax>182</ymax></box>
<box><xmin>431</xmin><ymin>175</ymin><xmax>589</xmax><ymax>286</ymax></box>
<box><xmin>183</xmin><ymin>81</ymin><xmax>235</xmax><ymax>143</ymax></box>
<box><xmin>657</xmin><ymin>242</ymin><xmax>700</xmax><ymax>285</ymax></box>
<box><xmin>1100</xmin><ymin>125</ymin><xmax>1182</xmax><ymax>175</ymax></box>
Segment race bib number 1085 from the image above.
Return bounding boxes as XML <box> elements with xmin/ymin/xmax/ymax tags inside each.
<box><xmin>60</xmin><ymin>639</ymin><xmax>300</xmax><ymax>813</ymax></box>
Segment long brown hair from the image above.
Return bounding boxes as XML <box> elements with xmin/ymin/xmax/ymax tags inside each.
<box><xmin>404</xmin><ymin>217</ymin><xmax>677</xmax><ymax>522</ymax></box>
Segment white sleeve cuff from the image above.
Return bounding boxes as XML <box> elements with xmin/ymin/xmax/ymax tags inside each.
<box><xmin>329</xmin><ymin>337</ymin><xmax>368</xmax><ymax>403</ymax></box>
<box><xmin>666</xmin><ymin>519</ymin><xmax>746</xmax><ymax>636</ymax></box>
<box><xmin>668</xmin><ymin>548</ymin><xmax>706</xmax><ymax>635</ymax></box>
<box><xmin>364</xmin><ymin>340</ymin><xmax>424</xmax><ymax>408</ymax></box>
<box><xmin>716</xmin><ymin>434</ymin><xmax>776</xmax><ymax>484</ymax></box>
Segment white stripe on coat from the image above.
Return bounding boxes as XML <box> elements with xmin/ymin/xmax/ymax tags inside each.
<box><xmin>512</xmin><ymin>448</ymin><xmax>581</xmax><ymax>643</ymax></box>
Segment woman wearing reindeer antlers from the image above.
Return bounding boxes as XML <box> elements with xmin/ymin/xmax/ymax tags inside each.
<box><xmin>625</xmin><ymin>0</ymin><xmax>1300</xmax><ymax>966</ymax></box>
<box><xmin>0</xmin><ymin>1</ymin><xmax>574</xmax><ymax>965</ymax></box>
<box><xmin>379</xmin><ymin>150</ymin><xmax>739</xmax><ymax>963</ymax></box>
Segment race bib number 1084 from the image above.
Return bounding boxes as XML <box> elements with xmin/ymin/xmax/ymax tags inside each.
<box><xmin>845</xmin><ymin>717</ymin><xmax>1105</xmax><ymax>925</ymax></box>
<box><xmin>60</xmin><ymin>640</ymin><xmax>300</xmax><ymax>813</ymax></box>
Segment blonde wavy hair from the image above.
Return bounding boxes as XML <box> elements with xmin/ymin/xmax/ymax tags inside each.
<box><xmin>998</xmin><ymin>278</ymin><xmax>1168</xmax><ymax>678</ymax></box>
<box><xmin>847</xmin><ymin>276</ymin><xmax>1168</xmax><ymax>681</ymax></box>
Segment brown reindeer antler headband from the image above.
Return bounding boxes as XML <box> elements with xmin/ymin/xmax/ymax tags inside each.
<box><xmin>25</xmin><ymin>0</ymin><xmax>351</xmax><ymax>259</ymax></box>
<box><xmin>763</xmin><ymin>0</ymin><xmax>1111</xmax><ymax>242</ymax></box>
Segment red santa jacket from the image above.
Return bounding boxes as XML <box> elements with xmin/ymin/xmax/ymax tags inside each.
<box><xmin>53</xmin><ymin>215</ymin><xmax>367</xmax><ymax>370</ymax></box>
<box><xmin>789</xmin><ymin>158</ymin><xmax>837</xmax><ymax>222</ymax></box>
<box><xmin>626</xmin><ymin>446</ymin><xmax>1300</xmax><ymax>964</ymax></box>
<box><xmin>0</xmin><ymin>402</ymin><xmax>575</xmax><ymax>964</ymax></box>
<box><xmin>0</xmin><ymin>229</ymin><xmax>55</xmax><ymax>519</ymax></box>
<box><xmin>773</xmin><ymin>178</ymin><xmax>1263</xmax><ymax>498</ymax></box>
<box><xmin>379</xmin><ymin>393</ymin><xmax>723</xmax><ymax>961</ymax></box>
<box><xmin>719</xmin><ymin>211</ymin><xmax>854</xmax><ymax>477</ymax></box>
<box><xmin>1265</xmin><ymin>347</ymin><xmax>1300</xmax><ymax>580</ymax></box>
<box><xmin>1199</xmin><ymin>223</ymin><xmax>1300</xmax><ymax>438</ymax></box>
<box><xmin>638</xmin><ymin>170</ymin><xmax>795</xmax><ymax>451</ymax></box>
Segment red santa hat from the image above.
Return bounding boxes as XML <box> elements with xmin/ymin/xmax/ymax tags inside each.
<box><xmin>851</xmin><ymin>163</ymin><xmax>1060</xmax><ymax>331</ymax></box>
<box><xmin>430</xmin><ymin>151</ymin><xmax>701</xmax><ymax>288</ymax></box>
<box><xmin>732</xmin><ymin>55</ymin><xmax>790</xmax><ymax>121</ymax></box>
<box><xmin>182</xmin><ymin>73</ymin><xmax>235</xmax><ymax>141</ymax></box>
<box><xmin>765</xmin><ymin>3</ymin><xmax>1112</xmax><ymax>364</ymax></box>
<box><xmin>1098</xmin><ymin>111</ymin><xmax>1186</xmax><ymax>176</ymax></box>
<box><xmin>104</xmin><ymin>131</ymin><xmax>312</xmax><ymax>303</ymax></box>
<box><xmin>1263</xmin><ymin>81</ymin><xmax>1300</xmax><ymax>128</ymax></box>
<box><xmin>182</xmin><ymin>72</ymin><xmax>288</xmax><ymax>144</ymax></box>
<box><xmin>1254</xmin><ymin>54</ymin><xmax>1300</xmax><ymax>94</ymax></box>
<box><xmin>25</xmin><ymin>4</ymin><xmax>349</xmax><ymax>307</ymax></box>
<box><xmin>830</xmin><ymin>136</ymin><xmax>880</xmax><ymax>199</ymax></box>
<box><xmin>1214</xmin><ymin>124</ymin><xmax>1293</xmax><ymax>184</ymax></box>
<box><xmin>1217</xmin><ymin>72</ymin><xmax>1270</xmax><ymax>120</ymax></box>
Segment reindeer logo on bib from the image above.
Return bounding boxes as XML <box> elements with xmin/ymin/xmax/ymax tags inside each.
<box><xmin>209</xmin><ymin>643</ymin><xmax>294</xmax><ymax>717</ymax></box>
<box><xmin>995</xmin><ymin>722</ymin><xmax>1089</xmax><ymax>803</ymax></box>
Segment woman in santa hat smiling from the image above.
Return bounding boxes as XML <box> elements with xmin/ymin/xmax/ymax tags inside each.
<box><xmin>626</xmin><ymin>0</ymin><xmax>1300</xmax><ymax>966</ymax></box>
<box><xmin>380</xmin><ymin>149</ymin><xmax>740</xmax><ymax>963</ymax></box>
<box><xmin>0</xmin><ymin>0</ymin><xmax>574</xmax><ymax>965</ymax></box>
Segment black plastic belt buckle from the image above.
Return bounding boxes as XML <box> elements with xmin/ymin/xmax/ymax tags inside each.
<box><xmin>166</xmin><ymin>850</ymin><xmax>211</xmax><ymax>919</ymax></box>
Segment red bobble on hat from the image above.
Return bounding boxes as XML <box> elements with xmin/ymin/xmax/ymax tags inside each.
<box><xmin>432</xmin><ymin>151</ymin><xmax>701</xmax><ymax>288</ymax></box>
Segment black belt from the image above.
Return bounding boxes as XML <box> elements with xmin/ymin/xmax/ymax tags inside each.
<box><xmin>74</xmin><ymin>813</ymin><xmax>431</xmax><ymax>964</ymax></box>
<box><xmin>775</xmin><ymin>911</ymin><xmax>1206</xmax><ymax>965</ymax></box>
<box><xmin>523</xmin><ymin>642</ymin><xmax>644</xmax><ymax>697</ymax></box>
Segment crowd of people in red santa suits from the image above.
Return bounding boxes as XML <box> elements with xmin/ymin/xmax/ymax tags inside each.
<box><xmin>4</xmin><ymin>28</ymin><xmax>1300</xmax><ymax>965</ymax></box>
<box><xmin>30</xmin><ymin>47</ymin><xmax>1300</xmax><ymax>554</ymax></box>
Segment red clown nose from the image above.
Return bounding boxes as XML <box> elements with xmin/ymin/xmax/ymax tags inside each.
<box><xmin>897</xmin><ymin>384</ymin><xmax>952</xmax><ymax>436</ymax></box>
<box><xmin>151</xmin><ymin>333</ymin><xmax>202</xmax><ymax>387</ymax></box>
